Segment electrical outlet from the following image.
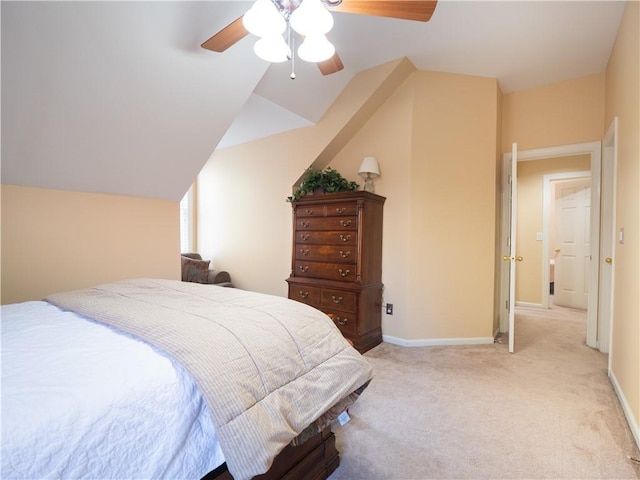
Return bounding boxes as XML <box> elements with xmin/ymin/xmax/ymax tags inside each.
<box><xmin>386</xmin><ymin>303</ymin><xmax>393</xmax><ymax>315</ymax></box>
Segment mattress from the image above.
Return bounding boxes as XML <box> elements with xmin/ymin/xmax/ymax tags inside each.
<box><xmin>1</xmin><ymin>300</ymin><xmax>224</xmax><ymax>480</ymax></box>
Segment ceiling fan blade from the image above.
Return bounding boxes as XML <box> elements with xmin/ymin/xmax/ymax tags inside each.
<box><xmin>329</xmin><ymin>0</ymin><xmax>437</xmax><ymax>22</ymax></box>
<box><xmin>201</xmin><ymin>16</ymin><xmax>249</xmax><ymax>52</ymax></box>
<box><xmin>318</xmin><ymin>52</ymin><xmax>344</xmax><ymax>75</ymax></box>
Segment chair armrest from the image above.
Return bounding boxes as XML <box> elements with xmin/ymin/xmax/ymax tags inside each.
<box><xmin>207</xmin><ymin>269</ymin><xmax>232</xmax><ymax>285</ymax></box>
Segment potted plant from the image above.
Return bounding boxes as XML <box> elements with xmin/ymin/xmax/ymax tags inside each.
<box><xmin>287</xmin><ymin>167</ymin><xmax>359</xmax><ymax>202</ymax></box>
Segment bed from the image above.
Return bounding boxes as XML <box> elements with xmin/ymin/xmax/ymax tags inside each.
<box><xmin>2</xmin><ymin>278</ymin><xmax>373</xmax><ymax>480</ymax></box>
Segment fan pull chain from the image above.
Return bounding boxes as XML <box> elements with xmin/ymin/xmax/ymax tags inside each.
<box><xmin>289</xmin><ymin>24</ymin><xmax>296</xmax><ymax>80</ymax></box>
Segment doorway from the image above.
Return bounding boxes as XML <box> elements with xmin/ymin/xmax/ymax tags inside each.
<box><xmin>500</xmin><ymin>141</ymin><xmax>603</xmax><ymax>350</ymax></box>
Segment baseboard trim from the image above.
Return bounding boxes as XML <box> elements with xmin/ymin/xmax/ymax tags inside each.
<box><xmin>515</xmin><ymin>301</ymin><xmax>543</xmax><ymax>308</ymax></box>
<box><xmin>609</xmin><ymin>369</ymin><xmax>640</xmax><ymax>451</ymax></box>
<box><xmin>382</xmin><ymin>335</ymin><xmax>495</xmax><ymax>347</ymax></box>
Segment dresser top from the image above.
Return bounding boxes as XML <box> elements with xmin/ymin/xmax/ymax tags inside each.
<box><xmin>290</xmin><ymin>190</ymin><xmax>386</xmax><ymax>206</ymax></box>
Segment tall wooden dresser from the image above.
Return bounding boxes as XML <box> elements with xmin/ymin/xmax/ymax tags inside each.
<box><xmin>286</xmin><ymin>191</ymin><xmax>385</xmax><ymax>353</ymax></box>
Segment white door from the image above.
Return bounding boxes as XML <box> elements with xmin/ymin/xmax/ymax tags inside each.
<box><xmin>500</xmin><ymin>143</ymin><xmax>521</xmax><ymax>353</ymax></box>
<box><xmin>507</xmin><ymin>143</ymin><xmax>519</xmax><ymax>353</ymax></box>
<box><xmin>599</xmin><ymin>118</ymin><xmax>617</xmax><ymax>355</ymax></box>
<box><xmin>553</xmin><ymin>178</ymin><xmax>591</xmax><ymax>309</ymax></box>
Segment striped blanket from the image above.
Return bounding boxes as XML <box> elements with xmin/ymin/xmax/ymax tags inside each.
<box><xmin>45</xmin><ymin>278</ymin><xmax>373</xmax><ymax>480</ymax></box>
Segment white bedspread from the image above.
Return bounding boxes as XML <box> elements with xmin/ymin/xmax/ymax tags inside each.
<box><xmin>1</xmin><ymin>301</ymin><xmax>224</xmax><ymax>480</ymax></box>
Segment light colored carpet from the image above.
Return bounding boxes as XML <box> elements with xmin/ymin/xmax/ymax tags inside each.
<box><xmin>330</xmin><ymin>304</ymin><xmax>640</xmax><ymax>479</ymax></box>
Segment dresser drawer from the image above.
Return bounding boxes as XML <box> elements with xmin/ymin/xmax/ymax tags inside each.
<box><xmin>296</xmin><ymin>216</ymin><xmax>357</xmax><ymax>231</ymax></box>
<box><xmin>288</xmin><ymin>284</ymin><xmax>321</xmax><ymax>306</ymax></box>
<box><xmin>296</xmin><ymin>203</ymin><xmax>359</xmax><ymax>217</ymax></box>
<box><xmin>295</xmin><ymin>205</ymin><xmax>324</xmax><ymax>217</ymax></box>
<box><xmin>321</xmin><ymin>288</ymin><xmax>357</xmax><ymax>312</ymax></box>
<box><xmin>324</xmin><ymin>309</ymin><xmax>357</xmax><ymax>336</ymax></box>
<box><xmin>326</xmin><ymin>203</ymin><xmax>358</xmax><ymax>217</ymax></box>
<box><xmin>296</xmin><ymin>245</ymin><xmax>356</xmax><ymax>264</ymax></box>
<box><xmin>295</xmin><ymin>261</ymin><xmax>357</xmax><ymax>282</ymax></box>
<box><xmin>296</xmin><ymin>231</ymin><xmax>357</xmax><ymax>245</ymax></box>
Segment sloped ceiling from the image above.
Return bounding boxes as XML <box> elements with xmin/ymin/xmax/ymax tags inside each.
<box><xmin>1</xmin><ymin>1</ymin><xmax>269</xmax><ymax>201</ymax></box>
<box><xmin>1</xmin><ymin>1</ymin><xmax>626</xmax><ymax>201</ymax></box>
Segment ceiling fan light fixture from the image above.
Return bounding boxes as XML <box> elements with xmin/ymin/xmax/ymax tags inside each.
<box><xmin>290</xmin><ymin>0</ymin><xmax>334</xmax><ymax>36</ymax></box>
<box><xmin>297</xmin><ymin>34</ymin><xmax>335</xmax><ymax>63</ymax></box>
<box><xmin>254</xmin><ymin>35</ymin><xmax>290</xmax><ymax>63</ymax></box>
<box><xmin>243</xmin><ymin>0</ymin><xmax>286</xmax><ymax>38</ymax></box>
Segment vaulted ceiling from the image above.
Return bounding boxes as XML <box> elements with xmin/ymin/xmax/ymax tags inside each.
<box><xmin>1</xmin><ymin>1</ymin><xmax>626</xmax><ymax>201</ymax></box>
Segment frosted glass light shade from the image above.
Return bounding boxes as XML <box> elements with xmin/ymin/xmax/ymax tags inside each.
<box><xmin>290</xmin><ymin>0</ymin><xmax>334</xmax><ymax>36</ymax></box>
<box><xmin>254</xmin><ymin>35</ymin><xmax>290</xmax><ymax>63</ymax></box>
<box><xmin>297</xmin><ymin>35</ymin><xmax>335</xmax><ymax>63</ymax></box>
<box><xmin>243</xmin><ymin>0</ymin><xmax>286</xmax><ymax>38</ymax></box>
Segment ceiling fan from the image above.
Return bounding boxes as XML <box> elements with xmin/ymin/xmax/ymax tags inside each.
<box><xmin>201</xmin><ymin>0</ymin><xmax>438</xmax><ymax>77</ymax></box>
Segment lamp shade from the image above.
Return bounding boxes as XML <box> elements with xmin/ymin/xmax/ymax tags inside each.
<box><xmin>358</xmin><ymin>156</ymin><xmax>380</xmax><ymax>178</ymax></box>
<box><xmin>254</xmin><ymin>35</ymin><xmax>289</xmax><ymax>63</ymax></box>
<box><xmin>297</xmin><ymin>35</ymin><xmax>335</xmax><ymax>63</ymax></box>
<box><xmin>290</xmin><ymin>0</ymin><xmax>334</xmax><ymax>36</ymax></box>
<box><xmin>243</xmin><ymin>0</ymin><xmax>286</xmax><ymax>38</ymax></box>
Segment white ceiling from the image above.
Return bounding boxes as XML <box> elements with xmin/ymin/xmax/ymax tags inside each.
<box><xmin>1</xmin><ymin>1</ymin><xmax>626</xmax><ymax>200</ymax></box>
<box><xmin>220</xmin><ymin>0</ymin><xmax>626</xmax><ymax>147</ymax></box>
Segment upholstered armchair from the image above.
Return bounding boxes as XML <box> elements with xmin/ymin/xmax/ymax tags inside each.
<box><xmin>180</xmin><ymin>253</ymin><xmax>233</xmax><ymax>287</ymax></box>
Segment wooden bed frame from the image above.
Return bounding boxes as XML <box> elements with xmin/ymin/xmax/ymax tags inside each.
<box><xmin>202</xmin><ymin>426</ymin><xmax>339</xmax><ymax>480</ymax></box>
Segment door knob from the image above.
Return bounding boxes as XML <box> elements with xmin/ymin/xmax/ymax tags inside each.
<box><xmin>503</xmin><ymin>255</ymin><xmax>524</xmax><ymax>262</ymax></box>
<box><xmin>605</xmin><ymin>257</ymin><xmax>612</xmax><ymax>264</ymax></box>
<box><xmin>554</xmin><ymin>248</ymin><xmax>561</xmax><ymax>253</ymax></box>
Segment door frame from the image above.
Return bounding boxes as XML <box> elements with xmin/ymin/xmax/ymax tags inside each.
<box><xmin>600</xmin><ymin>118</ymin><xmax>618</xmax><ymax>359</ymax></box>
<box><xmin>500</xmin><ymin>141</ymin><xmax>602</xmax><ymax>348</ymax></box>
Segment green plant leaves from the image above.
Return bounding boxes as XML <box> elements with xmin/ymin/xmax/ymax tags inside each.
<box><xmin>288</xmin><ymin>167</ymin><xmax>359</xmax><ymax>202</ymax></box>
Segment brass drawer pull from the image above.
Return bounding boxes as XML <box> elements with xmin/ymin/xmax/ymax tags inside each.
<box><xmin>300</xmin><ymin>249</ymin><xmax>310</xmax><ymax>256</ymax></box>
<box><xmin>339</xmin><ymin>250</ymin><xmax>350</xmax><ymax>258</ymax></box>
<box><xmin>339</xmin><ymin>234</ymin><xmax>351</xmax><ymax>242</ymax></box>
<box><xmin>340</xmin><ymin>220</ymin><xmax>351</xmax><ymax>227</ymax></box>
<box><xmin>299</xmin><ymin>291</ymin><xmax>309</xmax><ymax>299</ymax></box>
<box><xmin>336</xmin><ymin>207</ymin><xmax>346</xmax><ymax>214</ymax></box>
<box><xmin>299</xmin><ymin>265</ymin><xmax>309</xmax><ymax>273</ymax></box>
<box><xmin>302</xmin><ymin>221</ymin><xmax>310</xmax><ymax>228</ymax></box>
<box><xmin>300</xmin><ymin>234</ymin><xmax>310</xmax><ymax>241</ymax></box>
<box><xmin>338</xmin><ymin>269</ymin><xmax>350</xmax><ymax>277</ymax></box>
<box><xmin>331</xmin><ymin>295</ymin><xmax>343</xmax><ymax>304</ymax></box>
<box><xmin>335</xmin><ymin>317</ymin><xmax>348</xmax><ymax>326</ymax></box>
<box><xmin>305</xmin><ymin>209</ymin><xmax>313</xmax><ymax>214</ymax></box>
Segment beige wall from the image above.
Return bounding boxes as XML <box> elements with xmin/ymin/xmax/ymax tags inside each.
<box><xmin>604</xmin><ymin>0</ymin><xmax>640</xmax><ymax>444</ymax></box>
<box><xmin>328</xmin><ymin>76</ymin><xmax>414</xmax><ymax>338</ymax></box>
<box><xmin>319</xmin><ymin>70</ymin><xmax>499</xmax><ymax>342</ymax></box>
<box><xmin>1</xmin><ymin>184</ymin><xmax>180</xmax><ymax>304</ymax></box>
<box><xmin>408</xmin><ymin>71</ymin><xmax>499</xmax><ymax>340</ymax></box>
<box><xmin>197</xmin><ymin>136</ymin><xmax>306</xmax><ymax>296</ymax></box>
<box><xmin>493</xmin><ymin>85</ymin><xmax>504</xmax><ymax>334</ymax></box>
<box><xmin>502</xmin><ymin>73</ymin><xmax>605</xmax><ymax>152</ymax></box>
<box><xmin>334</xmin><ymin>71</ymin><xmax>499</xmax><ymax>341</ymax></box>
<box><xmin>516</xmin><ymin>155</ymin><xmax>591</xmax><ymax>304</ymax></box>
